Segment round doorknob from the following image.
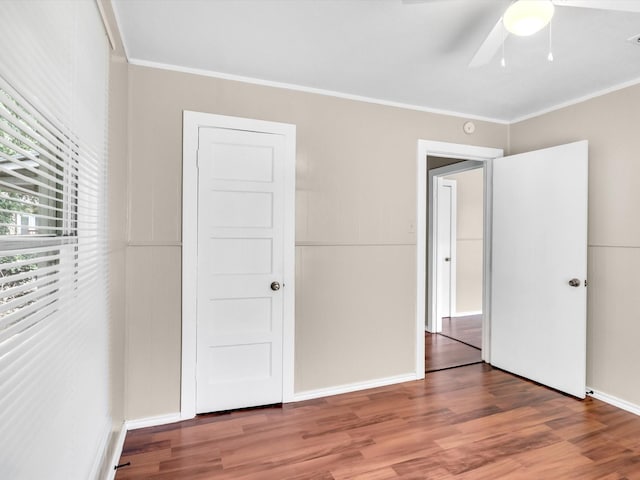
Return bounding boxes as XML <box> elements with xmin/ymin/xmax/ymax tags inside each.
<box><xmin>270</xmin><ymin>281</ymin><xmax>281</xmax><ymax>291</ymax></box>
<box><xmin>568</xmin><ymin>278</ymin><xmax>581</xmax><ymax>287</ymax></box>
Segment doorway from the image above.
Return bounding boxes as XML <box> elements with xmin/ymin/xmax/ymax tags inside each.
<box><xmin>416</xmin><ymin>139</ymin><xmax>588</xmax><ymax>400</ymax></box>
<box><xmin>415</xmin><ymin>140</ymin><xmax>503</xmax><ymax>379</ymax></box>
<box><xmin>427</xmin><ymin>159</ymin><xmax>485</xmax><ymax>372</ymax></box>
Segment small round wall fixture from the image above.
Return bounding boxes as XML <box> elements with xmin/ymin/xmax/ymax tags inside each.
<box><xmin>463</xmin><ymin>121</ymin><xmax>475</xmax><ymax>135</ymax></box>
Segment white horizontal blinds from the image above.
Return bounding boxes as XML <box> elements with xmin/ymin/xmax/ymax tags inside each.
<box><xmin>0</xmin><ymin>1</ymin><xmax>73</xmax><ymax>131</ymax></box>
<box><xmin>0</xmin><ymin>82</ymin><xmax>77</xmax><ymax>236</ymax></box>
<box><xmin>0</xmin><ymin>2</ymin><xmax>110</xmax><ymax>480</ymax></box>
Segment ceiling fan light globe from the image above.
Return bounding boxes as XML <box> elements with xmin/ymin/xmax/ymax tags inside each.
<box><xmin>503</xmin><ymin>0</ymin><xmax>555</xmax><ymax>37</ymax></box>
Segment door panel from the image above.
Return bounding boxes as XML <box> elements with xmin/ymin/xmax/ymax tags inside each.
<box><xmin>210</xmin><ymin>143</ymin><xmax>274</xmax><ymax>182</ymax></box>
<box><xmin>209</xmin><ymin>191</ymin><xmax>273</xmax><ymax>228</ymax></box>
<box><xmin>491</xmin><ymin>141</ymin><xmax>588</xmax><ymax>398</ymax></box>
<box><xmin>196</xmin><ymin>127</ymin><xmax>284</xmax><ymax>413</ymax></box>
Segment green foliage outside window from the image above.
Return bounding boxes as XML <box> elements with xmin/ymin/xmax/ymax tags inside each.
<box><xmin>0</xmin><ymin>93</ymin><xmax>46</xmax><ymax>315</ymax></box>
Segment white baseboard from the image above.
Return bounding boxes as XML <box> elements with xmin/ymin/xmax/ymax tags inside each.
<box><xmin>125</xmin><ymin>412</ymin><xmax>183</xmax><ymax>431</ymax></box>
<box><xmin>89</xmin><ymin>421</ymin><xmax>113</xmax><ymax>480</ymax></box>
<box><xmin>452</xmin><ymin>310</ymin><xmax>482</xmax><ymax>317</ymax></box>
<box><xmin>292</xmin><ymin>373</ymin><xmax>418</xmax><ymax>402</ymax></box>
<box><xmin>101</xmin><ymin>414</ymin><xmax>181</xmax><ymax>479</ymax></box>
<box><xmin>104</xmin><ymin>424</ymin><xmax>128</xmax><ymax>480</ymax></box>
<box><xmin>587</xmin><ymin>387</ymin><xmax>640</xmax><ymax>417</ymax></box>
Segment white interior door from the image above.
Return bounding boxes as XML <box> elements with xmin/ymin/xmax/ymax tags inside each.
<box><xmin>196</xmin><ymin>127</ymin><xmax>285</xmax><ymax>413</ymax></box>
<box><xmin>491</xmin><ymin>140</ymin><xmax>588</xmax><ymax>398</ymax></box>
<box><xmin>436</xmin><ymin>179</ymin><xmax>456</xmax><ymax>323</ymax></box>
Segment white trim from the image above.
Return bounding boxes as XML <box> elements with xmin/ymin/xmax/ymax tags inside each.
<box><xmin>587</xmin><ymin>388</ymin><xmax>640</xmax><ymax>417</ymax></box>
<box><xmin>296</xmin><ymin>241</ymin><xmax>414</xmax><ymax>247</ymax></box>
<box><xmin>181</xmin><ymin>112</ymin><xmax>199</xmax><ymax>420</ymax></box>
<box><xmin>510</xmin><ymin>76</ymin><xmax>640</xmax><ymax>123</ymax></box>
<box><xmin>108</xmin><ymin>0</ymin><xmax>131</xmax><ymax>61</ymax></box>
<box><xmin>95</xmin><ymin>0</ymin><xmax>116</xmax><ymax>50</ymax></box>
<box><xmin>281</xmin><ymin>119</ymin><xmax>297</xmax><ymax>404</ymax></box>
<box><xmin>128</xmin><ymin>58</ymin><xmax>509</xmax><ymax>125</ymax></box>
<box><xmin>112</xmin><ymin>29</ymin><xmax>640</xmax><ymax>125</ymax></box>
<box><xmin>416</xmin><ymin>149</ymin><xmax>427</xmax><ymax>376</ymax></box>
<box><xmin>452</xmin><ymin>310</ymin><xmax>483</xmax><ymax>317</ymax></box>
<box><xmin>125</xmin><ymin>413</ymin><xmax>183</xmax><ymax>431</ymax></box>
<box><xmin>293</xmin><ymin>373</ymin><xmax>419</xmax><ymax>402</ymax></box>
<box><xmin>104</xmin><ymin>424</ymin><xmax>128</xmax><ymax>480</ymax></box>
<box><xmin>482</xmin><ymin>160</ymin><xmax>494</xmax><ymax>363</ymax></box>
<box><xmin>419</xmin><ymin>140</ymin><xmax>503</xmax><ymax>162</ymax></box>
<box><xmin>127</xmin><ymin>240</ymin><xmax>182</xmax><ymax>247</ymax></box>
<box><xmin>417</xmin><ymin>140</ymin><xmax>503</xmax><ymax>375</ymax></box>
<box><xmin>88</xmin><ymin>421</ymin><xmax>113</xmax><ymax>480</ymax></box>
<box><xmin>182</xmin><ymin>111</ymin><xmax>296</xmax><ymax>419</ymax></box>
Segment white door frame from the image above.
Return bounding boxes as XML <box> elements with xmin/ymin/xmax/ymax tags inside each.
<box><xmin>182</xmin><ymin>111</ymin><xmax>296</xmax><ymax>419</ymax></box>
<box><xmin>434</xmin><ymin>177</ymin><xmax>458</xmax><ymax>327</ymax></box>
<box><xmin>416</xmin><ymin>140</ymin><xmax>503</xmax><ymax>377</ymax></box>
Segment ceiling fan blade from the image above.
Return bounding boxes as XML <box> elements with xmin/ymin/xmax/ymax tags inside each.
<box><xmin>553</xmin><ymin>0</ymin><xmax>640</xmax><ymax>13</ymax></box>
<box><xmin>469</xmin><ymin>18</ymin><xmax>507</xmax><ymax>68</ymax></box>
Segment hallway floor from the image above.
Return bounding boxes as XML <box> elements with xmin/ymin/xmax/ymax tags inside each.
<box><xmin>425</xmin><ymin>315</ymin><xmax>482</xmax><ymax>372</ymax></box>
<box><xmin>441</xmin><ymin>314</ymin><xmax>482</xmax><ymax>349</ymax></box>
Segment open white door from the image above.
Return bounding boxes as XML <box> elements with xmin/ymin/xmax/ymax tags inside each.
<box><xmin>491</xmin><ymin>141</ymin><xmax>588</xmax><ymax>398</ymax></box>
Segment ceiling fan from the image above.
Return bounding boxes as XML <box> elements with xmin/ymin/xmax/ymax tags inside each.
<box><xmin>418</xmin><ymin>0</ymin><xmax>640</xmax><ymax>67</ymax></box>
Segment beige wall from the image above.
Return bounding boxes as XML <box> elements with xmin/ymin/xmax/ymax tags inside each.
<box><xmin>107</xmin><ymin>54</ymin><xmax>127</xmax><ymax>425</ymax></box>
<box><xmin>510</xmin><ymin>83</ymin><xmax>640</xmax><ymax>406</ymax></box>
<box><xmin>120</xmin><ymin>61</ymin><xmax>640</xmax><ymax>420</ymax></box>
<box><xmin>445</xmin><ymin>168</ymin><xmax>483</xmax><ymax>314</ymax></box>
<box><xmin>116</xmin><ymin>53</ymin><xmax>640</xmax><ymax>422</ymax></box>
<box><xmin>124</xmin><ymin>64</ymin><xmax>508</xmax><ymax>418</ymax></box>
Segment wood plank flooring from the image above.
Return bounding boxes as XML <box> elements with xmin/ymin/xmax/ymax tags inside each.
<box><xmin>425</xmin><ymin>333</ymin><xmax>481</xmax><ymax>372</ymax></box>
<box><xmin>441</xmin><ymin>315</ymin><xmax>482</xmax><ymax>349</ymax></box>
<box><xmin>115</xmin><ymin>364</ymin><xmax>640</xmax><ymax>479</ymax></box>
<box><xmin>426</xmin><ymin>315</ymin><xmax>483</xmax><ymax>372</ymax></box>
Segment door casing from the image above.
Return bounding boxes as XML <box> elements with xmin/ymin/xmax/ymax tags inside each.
<box><xmin>182</xmin><ymin>111</ymin><xmax>296</xmax><ymax>419</ymax></box>
<box><xmin>416</xmin><ymin>140</ymin><xmax>503</xmax><ymax>377</ymax></box>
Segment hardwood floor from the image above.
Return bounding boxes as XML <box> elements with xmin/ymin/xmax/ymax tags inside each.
<box><xmin>426</xmin><ymin>315</ymin><xmax>483</xmax><ymax>372</ymax></box>
<box><xmin>115</xmin><ymin>364</ymin><xmax>640</xmax><ymax>479</ymax></box>
<box><xmin>425</xmin><ymin>333</ymin><xmax>481</xmax><ymax>372</ymax></box>
<box><xmin>441</xmin><ymin>315</ymin><xmax>482</xmax><ymax>349</ymax></box>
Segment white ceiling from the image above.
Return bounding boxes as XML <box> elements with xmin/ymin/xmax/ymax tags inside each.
<box><xmin>112</xmin><ymin>0</ymin><xmax>640</xmax><ymax>122</ymax></box>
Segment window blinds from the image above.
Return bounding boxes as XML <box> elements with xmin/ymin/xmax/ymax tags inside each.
<box><xmin>0</xmin><ymin>2</ymin><xmax>110</xmax><ymax>479</ymax></box>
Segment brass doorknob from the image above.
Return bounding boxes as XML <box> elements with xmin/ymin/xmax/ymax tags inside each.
<box><xmin>270</xmin><ymin>281</ymin><xmax>281</xmax><ymax>291</ymax></box>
